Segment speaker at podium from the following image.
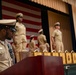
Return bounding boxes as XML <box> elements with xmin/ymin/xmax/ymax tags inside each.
<box><xmin>0</xmin><ymin>56</ymin><xmax>64</xmax><ymax>75</ymax></box>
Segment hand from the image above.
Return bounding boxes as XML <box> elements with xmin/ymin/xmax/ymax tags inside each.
<box><xmin>52</xmin><ymin>44</ymin><xmax>56</xmax><ymax>50</ymax></box>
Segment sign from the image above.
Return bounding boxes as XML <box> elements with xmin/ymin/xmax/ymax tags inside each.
<box><xmin>43</xmin><ymin>52</ymin><xmax>51</xmax><ymax>56</ymax></box>
<box><xmin>52</xmin><ymin>52</ymin><xmax>59</xmax><ymax>56</ymax></box>
<box><xmin>34</xmin><ymin>52</ymin><xmax>43</xmax><ymax>56</ymax></box>
<box><xmin>59</xmin><ymin>53</ymin><xmax>66</xmax><ymax>64</ymax></box>
<box><xmin>72</xmin><ymin>53</ymin><xmax>76</xmax><ymax>64</ymax></box>
<box><xmin>66</xmin><ymin>53</ymin><xmax>72</xmax><ymax>64</ymax></box>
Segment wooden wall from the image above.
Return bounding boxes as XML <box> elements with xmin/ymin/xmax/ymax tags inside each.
<box><xmin>30</xmin><ymin>0</ymin><xmax>69</xmax><ymax>14</ymax></box>
<box><xmin>72</xmin><ymin>5</ymin><xmax>76</xmax><ymax>38</ymax></box>
<box><xmin>48</xmin><ymin>11</ymin><xmax>72</xmax><ymax>51</ymax></box>
<box><xmin>62</xmin><ymin>0</ymin><xmax>76</xmax><ymax>7</ymax></box>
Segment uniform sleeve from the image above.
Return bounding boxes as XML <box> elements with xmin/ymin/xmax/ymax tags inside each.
<box><xmin>43</xmin><ymin>35</ymin><xmax>47</xmax><ymax>42</ymax></box>
<box><xmin>28</xmin><ymin>41</ymin><xmax>35</xmax><ymax>49</ymax></box>
<box><xmin>25</xmin><ymin>26</ymin><xmax>26</xmax><ymax>35</ymax></box>
<box><xmin>31</xmin><ymin>40</ymin><xmax>35</xmax><ymax>48</ymax></box>
<box><xmin>46</xmin><ymin>43</ymin><xmax>49</xmax><ymax>48</ymax></box>
<box><xmin>52</xmin><ymin>30</ymin><xmax>56</xmax><ymax>37</ymax></box>
<box><xmin>15</xmin><ymin>23</ymin><xmax>19</xmax><ymax>31</ymax></box>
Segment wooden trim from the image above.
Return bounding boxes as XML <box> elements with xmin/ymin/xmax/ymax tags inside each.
<box><xmin>68</xmin><ymin>4</ymin><xmax>76</xmax><ymax>52</ymax></box>
<box><xmin>17</xmin><ymin>0</ymin><xmax>69</xmax><ymax>17</ymax></box>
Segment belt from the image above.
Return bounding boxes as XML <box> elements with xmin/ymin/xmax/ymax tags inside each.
<box><xmin>14</xmin><ymin>34</ymin><xmax>25</xmax><ymax>36</ymax></box>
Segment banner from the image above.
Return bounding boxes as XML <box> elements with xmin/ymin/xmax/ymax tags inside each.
<box><xmin>43</xmin><ymin>52</ymin><xmax>51</xmax><ymax>56</ymax></box>
<box><xmin>72</xmin><ymin>53</ymin><xmax>76</xmax><ymax>64</ymax></box>
<box><xmin>59</xmin><ymin>53</ymin><xmax>66</xmax><ymax>64</ymax></box>
<box><xmin>52</xmin><ymin>52</ymin><xmax>59</xmax><ymax>56</ymax></box>
<box><xmin>66</xmin><ymin>53</ymin><xmax>72</xmax><ymax>64</ymax></box>
<box><xmin>34</xmin><ymin>52</ymin><xmax>43</xmax><ymax>56</ymax></box>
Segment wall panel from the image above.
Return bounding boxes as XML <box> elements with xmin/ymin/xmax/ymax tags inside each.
<box><xmin>30</xmin><ymin>0</ymin><xmax>69</xmax><ymax>14</ymax></box>
<box><xmin>72</xmin><ymin>5</ymin><xmax>76</xmax><ymax>38</ymax></box>
<box><xmin>48</xmin><ymin>11</ymin><xmax>72</xmax><ymax>51</ymax></box>
<box><xmin>62</xmin><ymin>0</ymin><xmax>76</xmax><ymax>7</ymax></box>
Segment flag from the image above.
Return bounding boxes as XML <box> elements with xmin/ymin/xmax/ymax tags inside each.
<box><xmin>2</xmin><ymin>0</ymin><xmax>42</xmax><ymax>49</ymax></box>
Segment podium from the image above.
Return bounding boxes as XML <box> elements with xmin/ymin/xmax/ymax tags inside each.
<box><xmin>0</xmin><ymin>56</ymin><xmax>64</xmax><ymax>75</ymax></box>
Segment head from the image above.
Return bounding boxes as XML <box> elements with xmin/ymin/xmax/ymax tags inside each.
<box><xmin>54</xmin><ymin>22</ymin><xmax>60</xmax><ymax>30</ymax></box>
<box><xmin>30</xmin><ymin>35</ymin><xmax>34</xmax><ymax>42</ymax></box>
<box><xmin>0</xmin><ymin>25</ymin><xmax>13</xmax><ymax>40</ymax></box>
<box><xmin>16</xmin><ymin>13</ymin><xmax>23</xmax><ymax>22</ymax></box>
<box><xmin>6</xmin><ymin>28</ymin><xmax>14</xmax><ymax>40</ymax></box>
<box><xmin>0</xmin><ymin>19</ymin><xmax>16</xmax><ymax>41</ymax></box>
<box><xmin>0</xmin><ymin>26</ymin><xmax>7</xmax><ymax>40</ymax></box>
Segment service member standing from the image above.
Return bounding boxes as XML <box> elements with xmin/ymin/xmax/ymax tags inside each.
<box><xmin>28</xmin><ymin>35</ymin><xmax>38</xmax><ymax>52</ymax></box>
<box><xmin>51</xmin><ymin>22</ymin><xmax>64</xmax><ymax>52</ymax></box>
<box><xmin>37</xmin><ymin>29</ymin><xmax>49</xmax><ymax>52</ymax></box>
<box><xmin>12</xmin><ymin>13</ymin><xmax>27</xmax><ymax>62</ymax></box>
<box><xmin>0</xmin><ymin>20</ymin><xmax>16</xmax><ymax>72</ymax></box>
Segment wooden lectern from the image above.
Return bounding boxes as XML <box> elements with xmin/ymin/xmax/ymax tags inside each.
<box><xmin>0</xmin><ymin>56</ymin><xmax>64</xmax><ymax>75</ymax></box>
